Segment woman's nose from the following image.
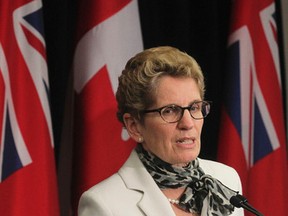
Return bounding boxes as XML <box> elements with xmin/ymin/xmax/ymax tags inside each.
<box><xmin>177</xmin><ymin>109</ymin><xmax>195</xmax><ymax>129</ymax></box>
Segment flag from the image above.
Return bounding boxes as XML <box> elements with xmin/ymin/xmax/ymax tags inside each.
<box><xmin>218</xmin><ymin>0</ymin><xmax>288</xmax><ymax>215</ymax></box>
<box><xmin>0</xmin><ymin>0</ymin><xmax>60</xmax><ymax>215</ymax></box>
<box><xmin>72</xmin><ymin>0</ymin><xmax>143</xmax><ymax>212</ymax></box>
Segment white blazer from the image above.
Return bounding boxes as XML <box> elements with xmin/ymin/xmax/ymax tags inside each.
<box><xmin>78</xmin><ymin>150</ymin><xmax>244</xmax><ymax>216</ymax></box>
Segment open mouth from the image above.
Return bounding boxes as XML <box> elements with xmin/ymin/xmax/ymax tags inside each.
<box><xmin>176</xmin><ymin>138</ymin><xmax>195</xmax><ymax>144</ymax></box>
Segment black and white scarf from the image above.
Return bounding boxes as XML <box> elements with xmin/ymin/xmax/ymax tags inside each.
<box><xmin>136</xmin><ymin>144</ymin><xmax>237</xmax><ymax>215</ymax></box>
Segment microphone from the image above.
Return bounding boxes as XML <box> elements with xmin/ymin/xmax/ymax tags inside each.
<box><xmin>230</xmin><ymin>194</ymin><xmax>264</xmax><ymax>216</ymax></box>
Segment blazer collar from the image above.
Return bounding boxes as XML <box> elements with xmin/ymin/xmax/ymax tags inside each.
<box><xmin>118</xmin><ymin>150</ymin><xmax>175</xmax><ymax>216</ymax></box>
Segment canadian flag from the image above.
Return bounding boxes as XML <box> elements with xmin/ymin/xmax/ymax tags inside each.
<box><xmin>72</xmin><ymin>0</ymin><xmax>143</xmax><ymax>213</ymax></box>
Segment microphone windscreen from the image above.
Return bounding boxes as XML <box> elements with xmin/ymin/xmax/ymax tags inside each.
<box><xmin>230</xmin><ymin>195</ymin><xmax>242</xmax><ymax>208</ymax></box>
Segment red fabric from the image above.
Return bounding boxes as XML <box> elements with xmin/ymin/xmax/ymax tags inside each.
<box><xmin>72</xmin><ymin>0</ymin><xmax>142</xmax><ymax>213</ymax></box>
<box><xmin>0</xmin><ymin>0</ymin><xmax>60</xmax><ymax>215</ymax></box>
<box><xmin>73</xmin><ymin>66</ymin><xmax>135</xmax><ymax>208</ymax></box>
<box><xmin>75</xmin><ymin>0</ymin><xmax>131</xmax><ymax>42</ymax></box>
<box><xmin>218</xmin><ymin>0</ymin><xmax>288</xmax><ymax>215</ymax></box>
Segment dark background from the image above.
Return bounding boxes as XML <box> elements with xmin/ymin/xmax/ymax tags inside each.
<box><xmin>42</xmin><ymin>0</ymin><xmax>285</xmax><ymax>162</ymax></box>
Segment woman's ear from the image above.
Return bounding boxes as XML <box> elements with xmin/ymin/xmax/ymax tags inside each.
<box><xmin>123</xmin><ymin>113</ymin><xmax>143</xmax><ymax>143</ymax></box>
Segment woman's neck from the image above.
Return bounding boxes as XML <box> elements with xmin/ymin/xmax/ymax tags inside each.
<box><xmin>162</xmin><ymin>188</ymin><xmax>199</xmax><ymax>216</ymax></box>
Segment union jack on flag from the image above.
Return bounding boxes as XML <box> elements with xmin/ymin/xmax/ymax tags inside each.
<box><xmin>0</xmin><ymin>0</ymin><xmax>59</xmax><ymax>215</ymax></box>
<box><xmin>218</xmin><ymin>0</ymin><xmax>288</xmax><ymax>215</ymax></box>
<box><xmin>224</xmin><ymin>3</ymin><xmax>281</xmax><ymax>167</ymax></box>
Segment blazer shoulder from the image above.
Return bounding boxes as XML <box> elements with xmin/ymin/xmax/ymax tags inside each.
<box><xmin>78</xmin><ymin>173</ymin><xmax>144</xmax><ymax>216</ymax></box>
<box><xmin>83</xmin><ymin>172</ymin><xmax>133</xmax><ymax>198</ymax></box>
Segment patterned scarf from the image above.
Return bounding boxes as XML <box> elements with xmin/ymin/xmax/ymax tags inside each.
<box><xmin>136</xmin><ymin>144</ymin><xmax>237</xmax><ymax>215</ymax></box>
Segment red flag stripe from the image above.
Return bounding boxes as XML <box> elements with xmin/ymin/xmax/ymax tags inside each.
<box><xmin>72</xmin><ymin>0</ymin><xmax>143</xmax><ymax>214</ymax></box>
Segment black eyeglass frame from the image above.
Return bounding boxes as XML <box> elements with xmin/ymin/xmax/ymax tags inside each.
<box><xmin>142</xmin><ymin>100</ymin><xmax>211</xmax><ymax>123</ymax></box>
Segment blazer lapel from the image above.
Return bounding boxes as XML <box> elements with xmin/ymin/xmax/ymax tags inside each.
<box><xmin>119</xmin><ymin>150</ymin><xmax>175</xmax><ymax>216</ymax></box>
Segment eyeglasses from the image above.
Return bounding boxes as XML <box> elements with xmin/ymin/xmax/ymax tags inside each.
<box><xmin>143</xmin><ymin>101</ymin><xmax>211</xmax><ymax>123</ymax></box>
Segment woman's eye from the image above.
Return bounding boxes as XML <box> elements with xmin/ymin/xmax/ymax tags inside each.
<box><xmin>162</xmin><ymin>106</ymin><xmax>178</xmax><ymax>115</ymax></box>
<box><xmin>191</xmin><ymin>104</ymin><xmax>201</xmax><ymax>111</ymax></box>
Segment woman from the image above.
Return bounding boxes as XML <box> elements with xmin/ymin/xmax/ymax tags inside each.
<box><xmin>78</xmin><ymin>46</ymin><xmax>244</xmax><ymax>216</ymax></box>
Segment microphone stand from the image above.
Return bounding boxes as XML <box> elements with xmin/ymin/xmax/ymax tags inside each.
<box><xmin>230</xmin><ymin>194</ymin><xmax>264</xmax><ymax>216</ymax></box>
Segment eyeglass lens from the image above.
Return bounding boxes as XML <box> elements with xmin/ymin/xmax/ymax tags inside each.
<box><xmin>160</xmin><ymin>101</ymin><xmax>210</xmax><ymax>123</ymax></box>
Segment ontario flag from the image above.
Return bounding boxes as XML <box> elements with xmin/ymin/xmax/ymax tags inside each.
<box><xmin>218</xmin><ymin>0</ymin><xmax>288</xmax><ymax>215</ymax></box>
<box><xmin>72</xmin><ymin>0</ymin><xmax>143</xmax><ymax>213</ymax></box>
<box><xmin>0</xmin><ymin>0</ymin><xmax>60</xmax><ymax>215</ymax></box>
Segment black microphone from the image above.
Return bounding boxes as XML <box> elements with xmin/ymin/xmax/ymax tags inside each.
<box><xmin>230</xmin><ymin>194</ymin><xmax>264</xmax><ymax>216</ymax></box>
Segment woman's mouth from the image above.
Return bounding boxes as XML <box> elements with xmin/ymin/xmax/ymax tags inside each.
<box><xmin>176</xmin><ymin>137</ymin><xmax>195</xmax><ymax>145</ymax></box>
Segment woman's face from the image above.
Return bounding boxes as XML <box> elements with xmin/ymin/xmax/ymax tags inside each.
<box><xmin>138</xmin><ymin>76</ymin><xmax>204</xmax><ymax>166</ymax></box>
